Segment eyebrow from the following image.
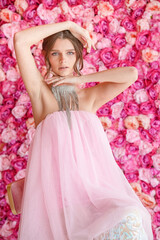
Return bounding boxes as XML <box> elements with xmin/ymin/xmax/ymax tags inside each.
<box><xmin>51</xmin><ymin>49</ymin><xmax>75</xmax><ymax>52</ymax></box>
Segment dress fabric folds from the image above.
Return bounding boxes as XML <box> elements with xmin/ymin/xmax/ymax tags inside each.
<box><xmin>18</xmin><ymin>110</ymin><xmax>153</xmax><ymax>240</ymax></box>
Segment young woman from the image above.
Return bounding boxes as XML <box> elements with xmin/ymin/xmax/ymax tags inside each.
<box><xmin>14</xmin><ymin>21</ymin><xmax>153</xmax><ymax>239</ymax></box>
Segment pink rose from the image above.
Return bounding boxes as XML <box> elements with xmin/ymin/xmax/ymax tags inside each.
<box><xmin>147</xmin><ymin>69</ymin><xmax>160</xmax><ymax>84</ymax></box>
<box><xmin>96</xmin><ymin>37</ymin><xmax>111</xmax><ymax>49</ymax></box>
<box><xmin>124</xmin><ymin>116</ymin><xmax>139</xmax><ymax>129</ymax></box>
<box><xmin>140</xmin><ymin>180</ymin><xmax>152</xmax><ymax>194</ymax></box>
<box><xmin>0</xmin><ymin>155</ymin><xmax>10</xmax><ymax>171</ymax></box>
<box><xmin>111</xmin><ymin>102</ymin><xmax>124</xmax><ymax>119</ymax></box>
<box><xmin>137</xmin><ymin>19</ymin><xmax>150</xmax><ymax>32</ymax></box>
<box><xmin>0</xmin><ymin>219</ymin><xmax>16</xmax><ymax>237</ymax></box>
<box><xmin>155</xmin><ymin>227</ymin><xmax>160</xmax><ymax>240</ymax></box>
<box><xmin>2</xmin><ymin>81</ymin><xmax>16</xmax><ymax>97</ymax></box>
<box><xmin>137</xmin><ymin>114</ymin><xmax>150</xmax><ymax>129</ymax></box>
<box><xmin>12</xmin><ymin>105</ymin><xmax>27</xmax><ymax>119</ymax></box>
<box><xmin>139</xmin><ymin>140</ymin><xmax>153</xmax><ymax>155</ymax></box>
<box><xmin>139</xmin><ymin>192</ymin><xmax>156</xmax><ymax>208</ymax></box>
<box><xmin>95</xmin><ymin>19</ymin><xmax>109</xmax><ymax>37</ymax></box>
<box><xmin>136</xmin><ymin>30</ymin><xmax>150</xmax><ymax>50</ymax></box>
<box><xmin>0</xmin><ymin>9</ymin><xmax>20</xmax><ymax>23</ymax></box>
<box><xmin>6</xmin><ymin>67</ymin><xmax>20</xmax><ymax>82</ymax></box>
<box><xmin>42</xmin><ymin>0</ymin><xmax>57</xmax><ymax>10</ymax></box>
<box><xmin>150</xmin><ymin>32</ymin><xmax>160</xmax><ymax>50</ymax></box>
<box><xmin>130</xmin><ymin>182</ymin><xmax>142</xmax><ymax>195</ymax></box>
<box><xmin>140</xmin><ymin>101</ymin><xmax>155</xmax><ymax>114</ymax></box>
<box><xmin>59</xmin><ymin>1</ymin><xmax>72</xmax><ymax>16</ymax></box>
<box><xmin>142</xmin><ymin>48</ymin><xmax>159</xmax><ymax>63</ymax></box>
<box><xmin>112</xmin><ymin>34</ymin><xmax>126</xmax><ymax>48</ymax></box>
<box><xmin>105</xmin><ymin>129</ymin><xmax>118</xmax><ymax>142</ymax></box>
<box><xmin>121</xmin><ymin>17</ymin><xmax>136</xmax><ymax>31</ymax></box>
<box><xmin>16</xmin><ymin>93</ymin><xmax>30</xmax><ymax>107</ymax></box>
<box><xmin>109</xmin><ymin>18</ymin><xmax>120</xmax><ymax>33</ymax></box>
<box><xmin>150</xmin><ymin>178</ymin><xmax>159</xmax><ymax>188</ymax></box>
<box><xmin>14</xmin><ymin>0</ymin><xmax>28</xmax><ymax>15</ymax></box>
<box><xmin>152</xmin><ymin>154</ymin><xmax>160</xmax><ymax>171</ymax></box>
<box><xmin>132</xmin><ymin>6</ymin><xmax>145</xmax><ymax>20</ymax></box>
<box><xmin>112</xmin><ymin>134</ymin><xmax>125</xmax><ymax>147</ymax></box>
<box><xmin>153</xmin><ymin>212</ymin><xmax>160</xmax><ymax>227</ymax></box>
<box><xmin>146</xmin><ymin>1</ymin><xmax>160</xmax><ymax>14</ymax></box>
<box><xmin>1</xmin><ymin>22</ymin><xmax>21</xmax><ymax>39</ymax></box>
<box><xmin>125</xmin><ymin>32</ymin><xmax>137</xmax><ymax>45</ymax></box>
<box><xmin>125</xmin><ymin>170</ymin><xmax>139</xmax><ymax>182</ymax></box>
<box><xmin>139</xmin><ymin>168</ymin><xmax>151</xmax><ymax>183</ymax></box>
<box><xmin>148</xmin><ymin>86</ymin><xmax>158</xmax><ymax>100</ymax></box>
<box><xmin>126</xmin><ymin>129</ymin><xmax>140</xmax><ymax>143</ymax></box>
<box><xmin>100</xmin><ymin>47</ymin><xmax>117</xmax><ymax>66</ymax></box>
<box><xmin>125</xmin><ymin>101</ymin><xmax>139</xmax><ymax>115</ymax></box>
<box><xmin>37</xmin><ymin>4</ymin><xmax>60</xmax><ymax>23</ymax></box>
<box><xmin>83</xmin><ymin>8</ymin><xmax>95</xmax><ymax>20</ymax></box>
<box><xmin>127</xmin><ymin>46</ymin><xmax>140</xmax><ymax>63</ymax></box>
<box><xmin>130</xmin><ymin>0</ymin><xmax>146</xmax><ymax>10</ymax></box>
<box><xmin>3</xmin><ymin>57</ymin><xmax>16</xmax><ymax>71</ymax></box>
<box><xmin>133</xmin><ymin>89</ymin><xmax>148</xmax><ymax>104</ymax></box>
<box><xmin>1</xmin><ymin>127</ymin><xmax>17</xmax><ymax>143</ymax></box>
<box><xmin>123</xmin><ymin>156</ymin><xmax>138</xmax><ymax>172</ymax></box>
<box><xmin>112</xmin><ymin>146</ymin><xmax>126</xmax><ymax>159</ymax></box>
<box><xmin>17</xmin><ymin>141</ymin><xmax>29</xmax><ymax>157</ymax></box>
<box><xmin>14</xmin><ymin>169</ymin><xmax>26</xmax><ymax>180</ymax></box>
<box><xmin>8</xmin><ymin>143</ymin><xmax>21</xmax><ymax>155</ymax></box>
<box><xmin>0</xmin><ymin>43</ymin><xmax>11</xmax><ymax>56</ymax></box>
<box><xmin>12</xmin><ymin>158</ymin><xmax>26</xmax><ymax>171</ymax></box>
<box><xmin>23</xmin><ymin>5</ymin><xmax>37</xmax><ymax>21</ymax></box>
<box><xmin>109</xmin><ymin>0</ymin><xmax>124</xmax><ymax>9</ymax></box>
<box><xmin>26</xmin><ymin>127</ymin><xmax>36</xmax><ymax>143</ymax></box>
<box><xmin>99</xmin><ymin>116</ymin><xmax>112</xmax><ymax>129</ymax></box>
<box><xmin>125</xmin><ymin>0</ymin><xmax>136</xmax><ymax>8</ymax></box>
<box><xmin>139</xmin><ymin>154</ymin><xmax>153</xmax><ymax>168</ymax></box>
<box><xmin>126</xmin><ymin>143</ymin><xmax>139</xmax><ymax>155</ymax></box>
<box><xmin>119</xmin><ymin>44</ymin><xmax>132</xmax><ymax>60</ymax></box>
<box><xmin>97</xmin><ymin>1</ymin><xmax>114</xmax><ymax>18</ymax></box>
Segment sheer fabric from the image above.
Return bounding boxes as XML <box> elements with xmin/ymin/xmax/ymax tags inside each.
<box><xmin>18</xmin><ymin>111</ymin><xmax>153</xmax><ymax>240</ymax></box>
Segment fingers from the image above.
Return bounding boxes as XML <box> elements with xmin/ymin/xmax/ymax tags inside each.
<box><xmin>45</xmin><ymin>76</ymin><xmax>64</xmax><ymax>85</ymax></box>
<box><xmin>82</xmin><ymin>35</ymin><xmax>96</xmax><ymax>53</ymax></box>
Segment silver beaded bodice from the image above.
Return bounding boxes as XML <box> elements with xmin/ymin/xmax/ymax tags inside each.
<box><xmin>51</xmin><ymin>84</ymin><xmax>79</xmax><ymax>130</ymax></box>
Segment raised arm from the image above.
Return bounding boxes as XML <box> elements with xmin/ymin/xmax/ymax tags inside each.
<box><xmin>79</xmin><ymin>66</ymin><xmax>138</xmax><ymax>112</ymax></box>
<box><xmin>14</xmin><ymin>21</ymin><xmax>70</xmax><ymax>99</ymax></box>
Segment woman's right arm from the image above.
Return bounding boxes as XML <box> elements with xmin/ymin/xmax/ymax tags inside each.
<box><xmin>14</xmin><ymin>21</ymin><xmax>70</xmax><ymax>99</ymax></box>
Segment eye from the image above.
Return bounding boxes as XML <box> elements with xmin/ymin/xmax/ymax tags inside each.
<box><xmin>51</xmin><ymin>52</ymin><xmax>58</xmax><ymax>56</ymax></box>
<box><xmin>68</xmin><ymin>51</ymin><xmax>75</xmax><ymax>55</ymax></box>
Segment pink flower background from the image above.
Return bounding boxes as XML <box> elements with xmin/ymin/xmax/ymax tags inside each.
<box><xmin>0</xmin><ymin>0</ymin><xmax>160</xmax><ymax>239</ymax></box>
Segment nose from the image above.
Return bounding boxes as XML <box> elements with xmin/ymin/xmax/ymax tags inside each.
<box><xmin>59</xmin><ymin>53</ymin><xmax>67</xmax><ymax>63</ymax></box>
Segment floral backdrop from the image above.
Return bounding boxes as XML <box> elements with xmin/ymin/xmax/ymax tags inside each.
<box><xmin>0</xmin><ymin>0</ymin><xmax>160</xmax><ymax>239</ymax></box>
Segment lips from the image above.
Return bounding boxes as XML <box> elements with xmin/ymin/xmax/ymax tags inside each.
<box><xmin>59</xmin><ymin>67</ymin><xmax>68</xmax><ymax>69</ymax></box>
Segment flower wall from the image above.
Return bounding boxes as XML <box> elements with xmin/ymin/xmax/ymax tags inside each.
<box><xmin>0</xmin><ymin>0</ymin><xmax>160</xmax><ymax>239</ymax></box>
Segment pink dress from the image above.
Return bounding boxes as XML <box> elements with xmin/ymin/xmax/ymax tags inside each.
<box><xmin>18</xmin><ymin>110</ymin><xmax>153</xmax><ymax>240</ymax></box>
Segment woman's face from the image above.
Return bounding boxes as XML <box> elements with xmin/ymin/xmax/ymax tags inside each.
<box><xmin>48</xmin><ymin>38</ymin><xmax>77</xmax><ymax>77</ymax></box>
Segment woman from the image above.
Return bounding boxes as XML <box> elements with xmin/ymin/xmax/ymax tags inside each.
<box><xmin>14</xmin><ymin>21</ymin><xmax>153</xmax><ymax>239</ymax></box>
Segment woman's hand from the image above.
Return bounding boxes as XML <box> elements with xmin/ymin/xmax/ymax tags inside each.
<box><xmin>45</xmin><ymin>74</ymin><xmax>82</xmax><ymax>88</ymax></box>
<box><xmin>67</xmin><ymin>21</ymin><xmax>96</xmax><ymax>53</ymax></box>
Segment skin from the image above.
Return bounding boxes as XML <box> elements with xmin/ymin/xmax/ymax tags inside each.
<box><xmin>48</xmin><ymin>38</ymin><xmax>77</xmax><ymax>77</ymax></box>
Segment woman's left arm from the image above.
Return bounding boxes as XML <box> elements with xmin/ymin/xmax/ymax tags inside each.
<box><xmin>79</xmin><ymin>66</ymin><xmax>138</xmax><ymax>112</ymax></box>
<box><xmin>80</xmin><ymin>66</ymin><xmax>138</xmax><ymax>84</ymax></box>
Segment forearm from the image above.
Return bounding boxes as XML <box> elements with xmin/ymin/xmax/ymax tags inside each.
<box><xmin>14</xmin><ymin>21</ymin><xmax>70</xmax><ymax>47</ymax></box>
<box><xmin>80</xmin><ymin>67</ymin><xmax>138</xmax><ymax>84</ymax></box>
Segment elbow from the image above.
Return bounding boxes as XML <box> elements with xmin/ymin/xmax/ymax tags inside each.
<box><xmin>129</xmin><ymin>67</ymin><xmax>138</xmax><ymax>83</ymax></box>
<box><xmin>13</xmin><ymin>32</ymin><xmax>21</xmax><ymax>46</ymax></box>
